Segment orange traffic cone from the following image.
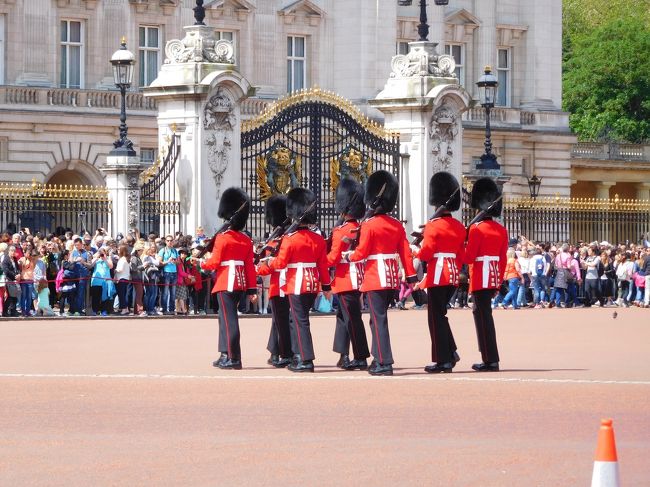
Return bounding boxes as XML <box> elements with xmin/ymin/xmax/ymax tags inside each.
<box><xmin>591</xmin><ymin>419</ymin><xmax>620</xmax><ymax>487</ymax></box>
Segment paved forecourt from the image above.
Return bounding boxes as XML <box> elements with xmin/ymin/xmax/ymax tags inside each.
<box><xmin>1</xmin><ymin>308</ymin><xmax>649</xmax><ymax>486</ymax></box>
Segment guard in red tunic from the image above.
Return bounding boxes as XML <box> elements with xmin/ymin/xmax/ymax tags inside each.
<box><xmin>267</xmin><ymin>187</ymin><xmax>332</xmax><ymax>372</ymax></box>
<box><xmin>326</xmin><ymin>178</ymin><xmax>370</xmax><ymax>370</ymax></box>
<box><xmin>343</xmin><ymin>170</ymin><xmax>417</xmax><ymax>376</ymax></box>
<box><xmin>464</xmin><ymin>177</ymin><xmax>508</xmax><ymax>372</ymax></box>
<box><xmin>414</xmin><ymin>171</ymin><xmax>466</xmax><ymax>373</ymax></box>
<box><xmin>256</xmin><ymin>195</ymin><xmax>292</xmax><ymax>368</ymax></box>
<box><xmin>201</xmin><ymin>187</ymin><xmax>258</xmax><ymax>370</ymax></box>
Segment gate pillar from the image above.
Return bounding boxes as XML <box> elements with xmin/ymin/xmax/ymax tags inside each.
<box><xmin>370</xmin><ymin>42</ymin><xmax>471</xmax><ymax>235</ymax></box>
<box><xmin>144</xmin><ymin>21</ymin><xmax>252</xmax><ymax>235</ymax></box>
<box><xmin>102</xmin><ymin>156</ymin><xmax>147</xmax><ymax>237</ymax></box>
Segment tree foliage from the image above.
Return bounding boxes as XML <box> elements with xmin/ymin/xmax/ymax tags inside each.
<box><xmin>562</xmin><ymin>1</ymin><xmax>650</xmax><ymax>142</ymax></box>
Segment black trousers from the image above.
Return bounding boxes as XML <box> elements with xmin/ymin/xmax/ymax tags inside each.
<box><xmin>287</xmin><ymin>293</ymin><xmax>317</xmax><ymax>361</ymax></box>
<box><xmin>332</xmin><ymin>290</ymin><xmax>370</xmax><ymax>360</ymax></box>
<box><xmin>268</xmin><ymin>295</ymin><xmax>292</xmax><ymax>359</ymax></box>
<box><xmin>426</xmin><ymin>286</ymin><xmax>457</xmax><ymax>364</ymax></box>
<box><xmin>366</xmin><ymin>289</ymin><xmax>395</xmax><ymax>365</ymax></box>
<box><xmin>90</xmin><ymin>285</ymin><xmax>112</xmax><ymax>314</ymax></box>
<box><xmin>472</xmin><ymin>289</ymin><xmax>500</xmax><ymax>364</ymax></box>
<box><xmin>216</xmin><ymin>291</ymin><xmax>243</xmax><ymax>359</ymax></box>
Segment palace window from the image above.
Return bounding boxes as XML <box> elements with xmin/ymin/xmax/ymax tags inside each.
<box><xmin>496</xmin><ymin>48</ymin><xmax>511</xmax><ymax>107</ymax></box>
<box><xmin>60</xmin><ymin>20</ymin><xmax>84</xmax><ymax>89</ymax></box>
<box><xmin>139</xmin><ymin>26</ymin><xmax>160</xmax><ymax>88</ymax></box>
<box><xmin>396</xmin><ymin>41</ymin><xmax>410</xmax><ymax>55</ymax></box>
<box><xmin>287</xmin><ymin>35</ymin><xmax>306</xmax><ymax>93</ymax></box>
<box><xmin>444</xmin><ymin>43</ymin><xmax>464</xmax><ymax>86</ymax></box>
<box><xmin>140</xmin><ymin>148</ymin><xmax>156</xmax><ymax>165</ymax></box>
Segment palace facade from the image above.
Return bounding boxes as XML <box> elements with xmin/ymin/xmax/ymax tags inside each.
<box><xmin>0</xmin><ymin>0</ymin><xmax>647</xmax><ymax>201</ymax></box>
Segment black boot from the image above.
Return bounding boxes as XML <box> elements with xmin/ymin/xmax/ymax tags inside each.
<box><xmin>267</xmin><ymin>354</ymin><xmax>279</xmax><ymax>366</ymax></box>
<box><xmin>424</xmin><ymin>362</ymin><xmax>453</xmax><ymax>374</ymax></box>
<box><xmin>368</xmin><ymin>362</ymin><xmax>393</xmax><ymax>376</ymax></box>
<box><xmin>288</xmin><ymin>354</ymin><xmax>314</xmax><ymax>373</ymax></box>
<box><xmin>472</xmin><ymin>362</ymin><xmax>499</xmax><ymax>372</ymax></box>
<box><xmin>274</xmin><ymin>356</ymin><xmax>292</xmax><ymax>368</ymax></box>
<box><xmin>218</xmin><ymin>356</ymin><xmax>243</xmax><ymax>370</ymax></box>
<box><xmin>212</xmin><ymin>353</ymin><xmax>228</xmax><ymax>368</ymax></box>
<box><xmin>343</xmin><ymin>358</ymin><xmax>368</xmax><ymax>370</ymax></box>
<box><xmin>336</xmin><ymin>354</ymin><xmax>350</xmax><ymax>369</ymax></box>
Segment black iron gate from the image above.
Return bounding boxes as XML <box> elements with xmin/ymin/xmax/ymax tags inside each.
<box><xmin>139</xmin><ymin>131</ymin><xmax>181</xmax><ymax>236</ymax></box>
<box><xmin>241</xmin><ymin>89</ymin><xmax>401</xmax><ymax>240</ymax></box>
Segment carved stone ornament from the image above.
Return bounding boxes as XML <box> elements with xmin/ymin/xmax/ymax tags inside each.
<box><xmin>390</xmin><ymin>44</ymin><xmax>456</xmax><ymax>79</ymax></box>
<box><xmin>164</xmin><ymin>27</ymin><xmax>235</xmax><ymax>64</ymax></box>
<box><xmin>204</xmin><ymin>88</ymin><xmax>236</xmax><ymax>197</ymax></box>
<box><xmin>429</xmin><ymin>105</ymin><xmax>458</xmax><ymax>172</ymax></box>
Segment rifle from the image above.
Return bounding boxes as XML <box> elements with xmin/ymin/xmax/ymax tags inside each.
<box><xmin>410</xmin><ymin>187</ymin><xmax>460</xmax><ymax>247</ymax></box>
<box><xmin>198</xmin><ymin>201</ymin><xmax>249</xmax><ymax>258</ymax></box>
<box><xmin>326</xmin><ymin>192</ymin><xmax>360</xmax><ymax>252</ymax></box>
<box><xmin>465</xmin><ymin>194</ymin><xmax>504</xmax><ymax>243</ymax></box>
<box><xmin>258</xmin><ymin>199</ymin><xmax>318</xmax><ymax>263</ymax></box>
<box><xmin>342</xmin><ymin>183</ymin><xmax>387</xmax><ymax>251</ymax></box>
<box><xmin>254</xmin><ymin>217</ymin><xmax>292</xmax><ymax>264</ymax></box>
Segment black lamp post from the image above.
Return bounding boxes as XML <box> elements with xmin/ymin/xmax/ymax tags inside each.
<box><xmin>110</xmin><ymin>38</ymin><xmax>136</xmax><ymax>157</ymax></box>
<box><xmin>527</xmin><ymin>174</ymin><xmax>542</xmax><ymax>200</ymax></box>
<box><xmin>193</xmin><ymin>0</ymin><xmax>206</xmax><ymax>26</ymax></box>
<box><xmin>397</xmin><ymin>0</ymin><xmax>449</xmax><ymax>42</ymax></box>
<box><xmin>476</xmin><ymin>65</ymin><xmax>500</xmax><ymax>170</ymax></box>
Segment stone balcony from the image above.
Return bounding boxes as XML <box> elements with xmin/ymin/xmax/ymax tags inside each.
<box><xmin>0</xmin><ymin>85</ymin><xmax>158</xmax><ymax>114</ymax></box>
<box><xmin>462</xmin><ymin>106</ymin><xmax>571</xmax><ymax>132</ymax></box>
<box><xmin>571</xmin><ymin>142</ymin><xmax>650</xmax><ymax>162</ymax></box>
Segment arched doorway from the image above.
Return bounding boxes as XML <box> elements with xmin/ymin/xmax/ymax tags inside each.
<box><xmin>46</xmin><ymin>160</ymin><xmax>107</xmax><ymax>187</ymax></box>
<box><xmin>47</xmin><ymin>169</ymin><xmax>92</xmax><ymax>186</ymax></box>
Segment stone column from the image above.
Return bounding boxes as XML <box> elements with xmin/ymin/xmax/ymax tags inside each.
<box><xmin>474</xmin><ymin>0</ymin><xmax>497</xmax><ymax>95</ymax></box>
<box><xmin>144</xmin><ymin>24</ymin><xmax>252</xmax><ymax>235</ymax></box>
<box><xmin>101</xmin><ymin>155</ymin><xmax>147</xmax><ymax>236</ymax></box>
<box><xmin>371</xmin><ymin>42</ymin><xmax>470</xmax><ymax>235</ymax></box>
<box><xmin>596</xmin><ymin>182</ymin><xmax>615</xmax><ymax>200</ymax></box>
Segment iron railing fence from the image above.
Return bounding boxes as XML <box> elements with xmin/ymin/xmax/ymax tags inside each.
<box><xmin>0</xmin><ymin>181</ymin><xmax>111</xmax><ymax>235</ymax></box>
<box><xmin>463</xmin><ymin>195</ymin><xmax>650</xmax><ymax>245</ymax></box>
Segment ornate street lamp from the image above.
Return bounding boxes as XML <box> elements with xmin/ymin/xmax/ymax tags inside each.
<box><xmin>527</xmin><ymin>174</ymin><xmax>542</xmax><ymax>200</ymax></box>
<box><xmin>110</xmin><ymin>38</ymin><xmax>136</xmax><ymax>157</ymax></box>
<box><xmin>476</xmin><ymin>66</ymin><xmax>499</xmax><ymax>170</ymax></box>
<box><xmin>397</xmin><ymin>0</ymin><xmax>449</xmax><ymax>42</ymax></box>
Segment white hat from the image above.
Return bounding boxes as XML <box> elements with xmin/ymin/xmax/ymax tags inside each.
<box><xmin>600</xmin><ymin>241</ymin><xmax>611</xmax><ymax>247</ymax></box>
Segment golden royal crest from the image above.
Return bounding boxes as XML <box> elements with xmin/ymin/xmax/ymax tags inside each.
<box><xmin>256</xmin><ymin>142</ymin><xmax>302</xmax><ymax>200</ymax></box>
<box><xmin>330</xmin><ymin>145</ymin><xmax>373</xmax><ymax>195</ymax></box>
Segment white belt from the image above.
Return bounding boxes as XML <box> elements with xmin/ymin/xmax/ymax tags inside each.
<box><xmin>220</xmin><ymin>260</ymin><xmax>244</xmax><ymax>292</ymax></box>
<box><xmin>287</xmin><ymin>262</ymin><xmax>317</xmax><ymax>294</ymax></box>
<box><xmin>475</xmin><ymin>256</ymin><xmax>500</xmax><ymax>288</ymax></box>
<box><xmin>367</xmin><ymin>253</ymin><xmax>398</xmax><ymax>288</ymax></box>
<box><xmin>433</xmin><ymin>252</ymin><xmax>456</xmax><ymax>286</ymax></box>
<box><xmin>339</xmin><ymin>259</ymin><xmax>362</xmax><ymax>290</ymax></box>
<box><xmin>274</xmin><ymin>268</ymin><xmax>287</xmax><ymax>297</ymax></box>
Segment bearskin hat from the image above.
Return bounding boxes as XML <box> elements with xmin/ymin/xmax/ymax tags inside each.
<box><xmin>217</xmin><ymin>187</ymin><xmax>250</xmax><ymax>231</ymax></box>
<box><xmin>265</xmin><ymin>195</ymin><xmax>287</xmax><ymax>227</ymax></box>
<box><xmin>470</xmin><ymin>177</ymin><xmax>502</xmax><ymax>217</ymax></box>
<box><xmin>429</xmin><ymin>171</ymin><xmax>461</xmax><ymax>211</ymax></box>
<box><xmin>286</xmin><ymin>187</ymin><xmax>317</xmax><ymax>225</ymax></box>
<box><xmin>335</xmin><ymin>178</ymin><xmax>366</xmax><ymax>219</ymax></box>
<box><xmin>364</xmin><ymin>170</ymin><xmax>399</xmax><ymax>214</ymax></box>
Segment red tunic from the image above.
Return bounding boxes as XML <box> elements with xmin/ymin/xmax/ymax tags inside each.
<box><xmin>347</xmin><ymin>214</ymin><xmax>417</xmax><ymax>292</ymax></box>
<box><xmin>415</xmin><ymin>214</ymin><xmax>466</xmax><ymax>288</ymax></box>
<box><xmin>256</xmin><ymin>240</ymin><xmax>286</xmax><ymax>298</ymax></box>
<box><xmin>463</xmin><ymin>219</ymin><xmax>508</xmax><ymax>292</ymax></box>
<box><xmin>268</xmin><ymin>228</ymin><xmax>331</xmax><ymax>295</ymax></box>
<box><xmin>201</xmin><ymin>230</ymin><xmax>257</xmax><ymax>294</ymax></box>
<box><xmin>326</xmin><ymin>220</ymin><xmax>365</xmax><ymax>293</ymax></box>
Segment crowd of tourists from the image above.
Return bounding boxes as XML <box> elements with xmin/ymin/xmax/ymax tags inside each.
<box><xmin>0</xmin><ymin>225</ymin><xmax>649</xmax><ymax>318</ymax></box>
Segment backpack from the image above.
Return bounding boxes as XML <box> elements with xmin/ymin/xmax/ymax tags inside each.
<box><xmin>535</xmin><ymin>257</ymin><xmax>545</xmax><ymax>278</ymax></box>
